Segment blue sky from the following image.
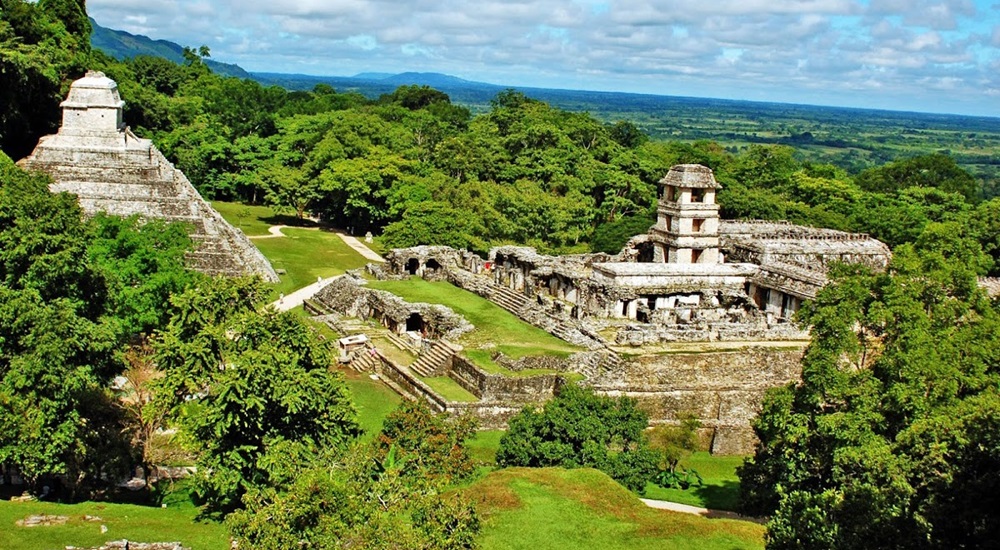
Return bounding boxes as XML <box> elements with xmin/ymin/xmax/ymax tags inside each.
<box><xmin>90</xmin><ymin>0</ymin><xmax>1000</xmax><ymax>117</ymax></box>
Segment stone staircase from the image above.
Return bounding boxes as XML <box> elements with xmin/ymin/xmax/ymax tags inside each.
<box><xmin>409</xmin><ymin>340</ymin><xmax>460</xmax><ymax>377</ymax></box>
<box><xmin>481</xmin><ymin>279</ymin><xmax>609</xmax><ymax>350</ymax></box>
<box><xmin>384</xmin><ymin>331</ymin><xmax>418</xmax><ymax>353</ymax></box>
<box><xmin>20</xmin><ymin>136</ymin><xmax>278</xmax><ymax>282</ymax></box>
<box><xmin>573</xmin><ymin>350</ymin><xmax>622</xmax><ymax>380</ymax></box>
<box><xmin>349</xmin><ymin>348</ymin><xmax>379</xmax><ymax>372</ymax></box>
<box><xmin>489</xmin><ymin>285</ymin><xmax>530</xmax><ymax>315</ymax></box>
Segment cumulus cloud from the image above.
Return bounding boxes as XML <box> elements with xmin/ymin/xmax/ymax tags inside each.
<box><xmin>86</xmin><ymin>0</ymin><xmax>998</xmax><ymax>115</ymax></box>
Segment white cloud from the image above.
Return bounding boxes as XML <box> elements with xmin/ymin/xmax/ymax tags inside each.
<box><xmin>85</xmin><ymin>0</ymin><xmax>998</xmax><ymax>115</ymax></box>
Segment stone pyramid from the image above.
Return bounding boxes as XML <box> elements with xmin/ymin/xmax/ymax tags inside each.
<box><xmin>17</xmin><ymin>71</ymin><xmax>278</xmax><ymax>282</ymax></box>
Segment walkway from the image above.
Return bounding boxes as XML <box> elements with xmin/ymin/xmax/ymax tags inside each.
<box><xmin>640</xmin><ymin>498</ymin><xmax>764</xmax><ymax>523</ymax></box>
<box><xmin>263</xmin><ymin>225</ymin><xmax>385</xmax><ymax>311</ymax></box>
<box><xmin>247</xmin><ymin>224</ymin><xmax>315</xmax><ymax>239</ymax></box>
<box><xmin>335</xmin><ymin>231</ymin><xmax>385</xmax><ymax>262</ymax></box>
<box><xmin>272</xmin><ymin>276</ymin><xmax>339</xmax><ymax>312</ymax></box>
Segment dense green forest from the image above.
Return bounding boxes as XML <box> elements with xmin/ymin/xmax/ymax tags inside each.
<box><xmin>254</xmin><ymin>71</ymin><xmax>1000</xmax><ymax>196</ymax></box>
<box><xmin>3</xmin><ymin>1</ymin><xmax>1000</xmax><ymax>549</ymax></box>
<box><xmin>5</xmin><ymin>0</ymin><xmax>1000</xmax><ymax>263</ymax></box>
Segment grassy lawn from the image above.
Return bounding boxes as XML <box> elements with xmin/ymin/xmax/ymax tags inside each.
<box><xmin>0</xmin><ymin>490</ymin><xmax>227</xmax><ymax>550</ymax></box>
<box><xmin>422</xmin><ymin>375</ymin><xmax>479</xmax><ymax>402</ymax></box>
<box><xmin>339</xmin><ymin>367</ymin><xmax>403</xmax><ymax>440</ymax></box>
<box><xmin>254</xmin><ymin>228</ymin><xmax>371</xmax><ymax>295</ymax></box>
<box><xmin>211</xmin><ymin>201</ymin><xmax>371</xmax><ymax>295</ymax></box>
<box><xmin>470</xmin><ymin>467</ymin><xmax>764</xmax><ymax>550</ymax></box>
<box><xmin>210</xmin><ymin>201</ymin><xmax>319</xmax><ymax>236</ymax></box>
<box><xmin>468</xmin><ymin>430</ymin><xmax>505</xmax><ymax>465</ymax></box>
<box><xmin>367</xmin><ymin>279</ymin><xmax>580</xmax><ymax>365</ymax></box>
<box><xmin>643</xmin><ymin>452</ymin><xmax>746</xmax><ymax>511</ymax></box>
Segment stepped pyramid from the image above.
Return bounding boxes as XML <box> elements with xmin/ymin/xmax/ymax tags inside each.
<box><xmin>18</xmin><ymin>71</ymin><xmax>278</xmax><ymax>282</ymax></box>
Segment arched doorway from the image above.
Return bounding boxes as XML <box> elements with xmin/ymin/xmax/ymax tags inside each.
<box><xmin>405</xmin><ymin>312</ymin><xmax>423</xmax><ymax>333</ymax></box>
<box><xmin>406</xmin><ymin>258</ymin><xmax>419</xmax><ymax>275</ymax></box>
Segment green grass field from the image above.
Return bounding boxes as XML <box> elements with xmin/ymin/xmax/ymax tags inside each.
<box><xmin>471</xmin><ymin>467</ymin><xmax>764</xmax><ymax>550</ymax></box>
<box><xmin>254</xmin><ymin>228</ymin><xmax>371</xmax><ymax>295</ymax></box>
<box><xmin>468</xmin><ymin>430</ymin><xmax>506</xmax><ymax>466</ymax></box>
<box><xmin>0</xmin><ymin>491</ymin><xmax>228</xmax><ymax>550</ymax></box>
<box><xmin>643</xmin><ymin>452</ymin><xmax>746</xmax><ymax>511</ymax></box>
<box><xmin>210</xmin><ymin>201</ymin><xmax>317</xmax><ymax>236</ymax></box>
<box><xmin>339</xmin><ymin>367</ymin><xmax>403</xmax><ymax>439</ymax></box>
<box><xmin>211</xmin><ymin>201</ymin><xmax>371</xmax><ymax>295</ymax></box>
<box><xmin>367</xmin><ymin>279</ymin><xmax>581</xmax><ymax>370</ymax></box>
<box><xmin>422</xmin><ymin>375</ymin><xmax>479</xmax><ymax>402</ymax></box>
<box><xmin>210</xmin><ymin>201</ymin><xmax>316</xmax><ymax>236</ymax></box>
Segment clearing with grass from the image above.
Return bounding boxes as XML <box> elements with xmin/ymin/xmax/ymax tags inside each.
<box><xmin>470</xmin><ymin>468</ymin><xmax>764</xmax><ymax>550</ymax></box>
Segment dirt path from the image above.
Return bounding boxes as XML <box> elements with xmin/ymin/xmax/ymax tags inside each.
<box><xmin>272</xmin><ymin>276</ymin><xmax>340</xmax><ymax>312</ymax></box>
<box><xmin>640</xmin><ymin>498</ymin><xmax>764</xmax><ymax>523</ymax></box>
<box><xmin>334</xmin><ymin>231</ymin><xmax>385</xmax><ymax>263</ymax></box>
<box><xmin>261</xmin><ymin>225</ymin><xmax>384</xmax><ymax>311</ymax></box>
<box><xmin>248</xmin><ymin>224</ymin><xmax>320</xmax><ymax>239</ymax></box>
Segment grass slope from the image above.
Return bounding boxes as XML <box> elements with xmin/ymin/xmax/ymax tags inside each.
<box><xmin>340</xmin><ymin>367</ymin><xmax>403</xmax><ymax>439</ymax></box>
<box><xmin>643</xmin><ymin>452</ymin><xmax>746</xmax><ymax>511</ymax></box>
<box><xmin>0</xmin><ymin>495</ymin><xmax>227</xmax><ymax>550</ymax></box>
<box><xmin>470</xmin><ymin>467</ymin><xmax>764</xmax><ymax>550</ymax></box>
<box><xmin>211</xmin><ymin>202</ymin><xmax>372</xmax><ymax>295</ymax></box>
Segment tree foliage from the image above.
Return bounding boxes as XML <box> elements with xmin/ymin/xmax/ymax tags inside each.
<box><xmin>497</xmin><ymin>383</ymin><xmax>658</xmax><ymax>492</ymax></box>
<box><xmin>737</xmin><ymin>223</ymin><xmax>1000</xmax><ymax>549</ymax></box>
<box><xmin>151</xmin><ymin>277</ymin><xmax>360</xmax><ymax>514</ymax></box>
<box><xmin>0</xmin><ymin>154</ymin><xmax>189</xmax><ymax>496</ymax></box>
<box><xmin>228</xmin><ymin>402</ymin><xmax>480</xmax><ymax>549</ymax></box>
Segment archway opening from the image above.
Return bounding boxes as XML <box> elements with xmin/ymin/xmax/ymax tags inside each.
<box><xmin>405</xmin><ymin>312</ymin><xmax>423</xmax><ymax>333</ymax></box>
<box><xmin>405</xmin><ymin>258</ymin><xmax>419</xmax><ymax>275</ymax></box>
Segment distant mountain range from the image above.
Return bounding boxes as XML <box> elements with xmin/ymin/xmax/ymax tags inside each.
<box><xmin>91</xmin><ymin>20</ymin><xmax>995</xmax><ymax>127</ymax></box>
<box><xmin>90</xmin><ymin>18</ymin><xmax>251</xmax><ymax>79</ymax></box>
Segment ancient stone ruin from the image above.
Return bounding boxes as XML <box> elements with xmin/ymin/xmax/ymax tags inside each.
<box><xmin>18</xmin><ymin>71</ymin><xmax>278</xmax><ymax>282</ymax></box>
<box><xmin>319</xmin><ymin>163</ymin><xmax>890</xmax><ymax>453</ymax></box>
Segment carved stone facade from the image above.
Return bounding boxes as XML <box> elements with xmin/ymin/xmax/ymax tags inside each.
<box><xmin>18</xmin><ymin>71</ymin><xmax>278</xmax><ymax>282</ymax></box>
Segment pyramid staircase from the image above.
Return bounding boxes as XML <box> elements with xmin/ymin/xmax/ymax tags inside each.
<box><xmin>409</xmin><ymin>340</ymin><xmax>460</xmax><ymax>377</ymax></box>
<box><xmin>20</xmin><ymin>139</ymin><xmax>277</xmax><ymax>281</ymax></box>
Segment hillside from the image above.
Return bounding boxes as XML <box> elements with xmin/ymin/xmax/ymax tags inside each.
<box><xmin>89</xmin><ymin>18</ymin><xmax>251</xmax><ymax>79</ymax></box>
<box><xmin>470</xmin><ymin>467</ymin><xmax>764</xmax><ymax>550</ymax></box>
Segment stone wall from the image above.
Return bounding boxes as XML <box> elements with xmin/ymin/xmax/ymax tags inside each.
<box><xmin>589</xmin><ymin>346</ymin><xmax>804</xmax><ymax>454</ymax></box>
<box><xmin>449</xmin><ymin>355</ymin><xmax>564</xmax><ymax>402</ymax></box>
<box><xmin>370</xmin><ymin>352</ymin><xmax>448</xmax><ymax>412</ymax></box>
<box><xmin>371</xmin><ymin>348</ymin><xmax>539</xmax><ymax>430</ymax></box>
<box><xmin>614</xmin><ymin>321</ymin><xmax>807</xmax><ymax>345</ymax></box>
<box><xmin>312</xmin><ymin>276</ymin><xmax>474</xmax><ymax>341</ymax></box>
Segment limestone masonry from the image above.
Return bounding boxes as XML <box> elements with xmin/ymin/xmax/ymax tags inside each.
<box><xmin>317</xmin><ymin>163</ymin><xmax>892</xmax><ymax>453</ymax></box>
<box><xmin>18</xmin><ymin>71</ymin><xmax>278</xmax><ymax>282</ymax></box>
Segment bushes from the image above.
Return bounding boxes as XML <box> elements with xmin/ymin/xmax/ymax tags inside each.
<box><xmin>496</xmin><ymin>384</ymin><xmax>657</xmax><ymax>492</ymax></box>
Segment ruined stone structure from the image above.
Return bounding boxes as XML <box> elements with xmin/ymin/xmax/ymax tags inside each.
<box><xmin>18</xmin><ymin>71</ymin><xmax>278</xmax><ymax>281</ymax></box>
<box><xmin>485</xmin><ymin>165</ymin><xmax>891</xmax><ymax>345</ymax></box>
<box><xmin>369</xmin><ymin>164</ymin><xmax>891</xmax><ymax>453</ymax></box>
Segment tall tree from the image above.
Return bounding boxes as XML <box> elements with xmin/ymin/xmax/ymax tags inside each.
<box><xmin>0</xmin><ymin>155</ymin><xmax>126</xmax><ymax>495</ymax></box>
<box><xmin>152</xmin><ymin>277</ymin><xmax>360</xmax><ymax>514</ymax></box>
<box><xmin>738</xmin><ymin>222</ymin><xmax>1000</xmax><ymax>549</ymax></box>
